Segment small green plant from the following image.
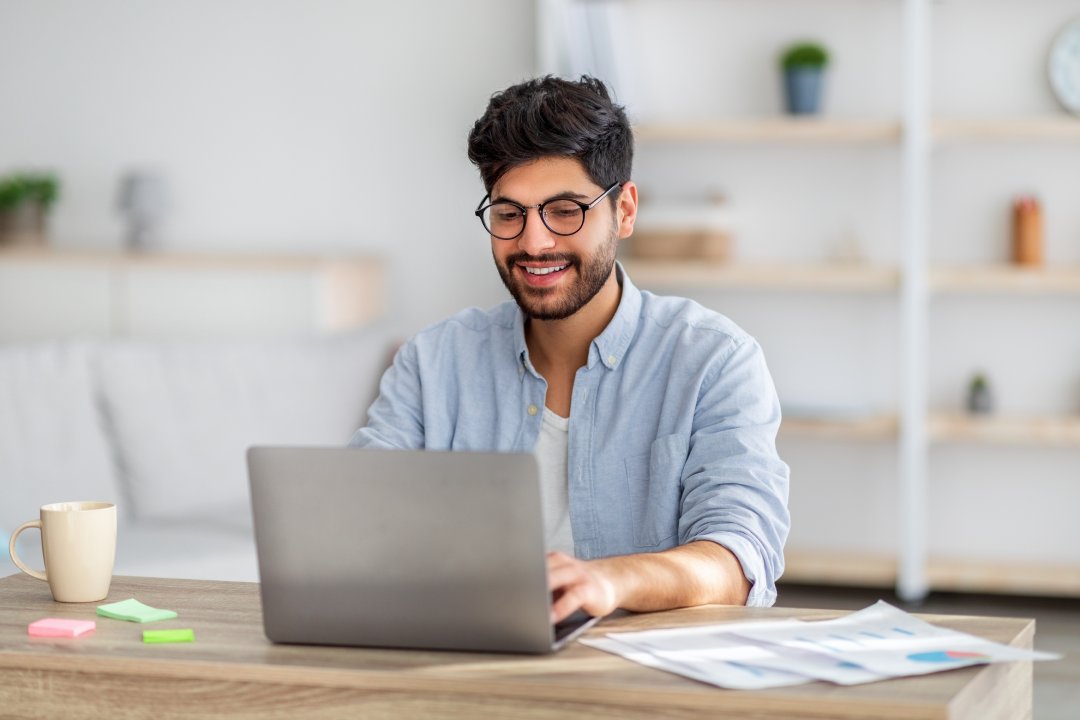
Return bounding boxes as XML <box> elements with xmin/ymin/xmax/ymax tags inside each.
<box><xmin>781</xmin><ymin>42</ymin><xmax>830</xmax><ymax>71</ymax></box>
<box><xmin>967</xmin><ymin>372</ymin><xmax>994</xmax><ymax>414</ymax></box>
<box><xmin>0</xmin><ymin>173</ymin><xmax>60</xmax><ymax>212</ymax></box>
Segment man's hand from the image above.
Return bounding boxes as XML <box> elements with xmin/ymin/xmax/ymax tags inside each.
<box><xmin>546</xmin><ymin>551</ymin><xmax>620</xmax><ymax>624</ymax></box>
<box><xmin>546</xmin><ymin>541</ymin><xmax>752</xmax><ymax>624</ymax></box>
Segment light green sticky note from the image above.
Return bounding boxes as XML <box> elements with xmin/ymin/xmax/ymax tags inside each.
<box><xmin>97</xmin><ymin>598</ymin><xmax>178</xmax><ymax>623</ymax></box>
<box><xmin>142</xmin><ymin>629</ymin><xmax>195</xmax><ymax>644</ymax></box>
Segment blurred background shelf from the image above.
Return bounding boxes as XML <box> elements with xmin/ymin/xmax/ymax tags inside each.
<box><xmin>928</xmin><ymin>412</ymin><xmax>1080</xmax><ymax>447</ymax></box>
<box><xmin>932</xmin><ymin>117</ymin><xmax>1080</xmax><ymax>143</ymax></box>
<box><xmin>782</xmin><ymin>550</ymin><xmax>898</xmax><ymax>588</ymax></box>
<box><xmin>781</xmin><ymin>414</ymin><xmax>899</xmax><ymax>441</ymax></box>
<box><xmin>929</xmin><ymin>265</ymin><xmax>1080</xmax><ymax>294</ymax></box>
<box><xmin>621</xmin><ymin>260</ymin><xmax>901</xmax><ymax>292</ymax></box>
<box><xmin>633</xmin><ymin>118</ymin><xmax>903</xmax><ymax>144</ymax></box>
<box><xmin>925</xmin><ymin>558</ymin><xmax>1080</xmax><ymax>597</ymax></box>
<box><xmin>0</xmin><ymin>247</ymin><xmax>383</xmax><ymax>339</ymax></box>
<box><xmin>783</xmin><ymin>553</ymin><xmax>1080</xmax><ymax>596</ymax></box>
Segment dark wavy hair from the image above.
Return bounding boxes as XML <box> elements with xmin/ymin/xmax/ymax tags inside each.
<box><xmin>467</xmin><ymin>75</ymin><xmax>633</xmax><ymax>199</ymax></box>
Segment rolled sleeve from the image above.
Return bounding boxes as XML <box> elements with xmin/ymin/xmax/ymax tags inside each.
<box><xmin>678</xmin><ymin>337</ymin><xmax>790</xmax><ymax>607</ymax></box>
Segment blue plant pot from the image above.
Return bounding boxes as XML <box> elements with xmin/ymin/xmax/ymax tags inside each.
<box><xmin>784</xmin><ymin>67</ymin><xmax>825</xmax><ymax>115</ymax></box>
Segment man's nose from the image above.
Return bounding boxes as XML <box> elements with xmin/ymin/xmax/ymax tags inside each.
<box><xmin>517</xmin><ymin>209</ymin><xmax>557</xmax><ymax>255</ymax></box>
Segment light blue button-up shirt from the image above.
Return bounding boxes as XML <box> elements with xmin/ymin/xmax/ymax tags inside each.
<box><xmin>349</xmin><ymin>265</ymin><xmax>790</xmax><ymax>606</ymax></box>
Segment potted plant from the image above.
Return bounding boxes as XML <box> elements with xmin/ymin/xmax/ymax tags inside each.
<box><xmin>966</xmin><ymin>373</ymin><xmax>994</xmax><ymax>415</ymax></box>
<box><xmin>780</xmin><ymin>41</ymin><xmax>830</xmax><ymax>115</ymax></box>
<box><xmin>0</xmin><ymin>172</ymin><xmax>60</xmax><ymax>246</ymax></box>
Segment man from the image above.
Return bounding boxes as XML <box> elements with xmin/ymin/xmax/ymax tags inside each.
<box><xmin>350</xmin><ymin>76</ymin><xmax>789</xmax><ymax>623</ymax></box>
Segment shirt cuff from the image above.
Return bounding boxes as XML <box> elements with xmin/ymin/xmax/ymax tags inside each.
<box><xmin>696</xmin><ymin>531</ymin><xmax>777</xmax><ymax>608</ymax></box>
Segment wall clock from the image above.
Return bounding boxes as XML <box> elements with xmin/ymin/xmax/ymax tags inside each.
<box><xmin>1049</xmin><ymin>16</ymin><xmax>1080</xmax><ymax>114</ymax></box>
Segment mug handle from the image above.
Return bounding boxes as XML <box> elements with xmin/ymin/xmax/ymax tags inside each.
<box><xmin>8</xmin><ymin>520</ymin><xmax>47</xmax><ymax>582</ymax></box>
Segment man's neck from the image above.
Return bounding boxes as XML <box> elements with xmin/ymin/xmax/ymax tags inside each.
<box><xmin>525</xmin><ymin>269</ymin><xmax>622</xmax><ymax>375</ymax></box>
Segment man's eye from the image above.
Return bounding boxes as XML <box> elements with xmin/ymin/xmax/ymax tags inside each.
<box><xmin>495</xmin><ymin>210</ymin><xmax>522</xmax><ymax>222</ymax></box>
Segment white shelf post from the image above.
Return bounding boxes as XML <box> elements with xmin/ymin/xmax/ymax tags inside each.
<box><xmin>898</xmin><ymin>0</ymin><xmax>932</xmax><ymax>603</ymax></box>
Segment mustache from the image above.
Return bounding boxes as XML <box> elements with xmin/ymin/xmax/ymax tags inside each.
<box><xmin>505</xmin><ymin>252</ymin><xmax>579</xmax><ymax>268</ymax></box>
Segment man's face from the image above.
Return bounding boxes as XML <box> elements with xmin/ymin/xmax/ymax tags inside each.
<box><xmin>488</xmin><ymin>157</ymin><xmax>626</xmax><ymax>321</ymax></box>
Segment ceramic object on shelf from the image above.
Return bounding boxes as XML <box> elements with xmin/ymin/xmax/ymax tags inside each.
<box><xmin>117</xmin><ymin>171</ymin><xmax>168</xmax><ymax>251</ymax></box>
<box><xmin>784</xmin><ymin>68</ymin><xmax>825</xmax><ymax>115</ymax></box>
<box><xmin>1011</xmin><ymin>195</ymin><xmax>1044</xmax><ymax>266</ymax></box>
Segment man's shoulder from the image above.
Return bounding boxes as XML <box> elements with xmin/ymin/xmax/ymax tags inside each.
<box><xmin>410</xmin><ymin>302</ymin><xmax>517</xmax><ymax>346</ymax></box>
<box><xmin>637</xmin><ymin>290</ymin><xmax>753</xmax><ymax>348</ymax></box>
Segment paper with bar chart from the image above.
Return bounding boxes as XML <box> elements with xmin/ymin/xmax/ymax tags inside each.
<box><xmin>582</xmin><ymin>601</ymin><xmax>1059</xmax><ymax>690</ymax></box>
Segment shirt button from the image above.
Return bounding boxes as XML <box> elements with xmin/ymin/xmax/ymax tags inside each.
<box><xmin>607</xmin><ymin>354</ymin><xmax>617</xmax><ymax>365</ymax></box>
<box><xmin>518</xmin><ymin>365</ymin><xmax>524</xmax><ymax>375</ymax></box>
<box><xmin>527</xmin><ymin>404</ymin><xmax>538</xmax><ymax>416</ymax></box>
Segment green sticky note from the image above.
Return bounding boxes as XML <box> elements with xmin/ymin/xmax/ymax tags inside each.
<box><xmin>142</xmin><ymin>629</ymin><xmax>195</xmax><ymax>644</ymax></box>
<box><xmin>97</xmin><ymin>598</ymin><xmax>178</xmax><ymax>623</ymax></box>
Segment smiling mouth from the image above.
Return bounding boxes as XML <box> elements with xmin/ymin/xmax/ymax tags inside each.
<box><xmin>523</xmin><ymin>264</ymin><xmax>568</xmax><ymax>276</ymax></box>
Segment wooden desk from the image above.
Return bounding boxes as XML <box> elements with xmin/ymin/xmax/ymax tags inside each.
<box><xmin>0</xmin><ymin>574</ymin><xmax>1033</xmax><ymax>719</ymax></box>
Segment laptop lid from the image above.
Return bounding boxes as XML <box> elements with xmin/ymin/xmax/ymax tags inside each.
<box><xmin>247</xmin><ymin>446</ymin><xmax>595</xmax><ymax>654</ymax></box>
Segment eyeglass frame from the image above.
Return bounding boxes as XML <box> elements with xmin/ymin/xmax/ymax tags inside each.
<box><xmin>474</xmin><ymin>180</ymin><xmax>624</xmax><ymax>240</ymax></box>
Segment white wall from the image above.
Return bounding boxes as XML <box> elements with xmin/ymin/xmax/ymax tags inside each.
<box><xmin>0</xmin><ymin>0</ymin><xmax>535</xmax><ymax>335</ymax></box>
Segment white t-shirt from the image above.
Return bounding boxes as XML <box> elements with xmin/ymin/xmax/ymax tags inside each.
<box><xmin>534</xmin><ymin>408</ymin><xmax>574</xmax><ymax>556</ymax></box>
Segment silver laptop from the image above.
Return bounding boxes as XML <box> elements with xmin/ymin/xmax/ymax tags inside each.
<box><xmin>247</xmin><ymin>446</ymin><xmax>599</xmax><ymax>654</ymax></box>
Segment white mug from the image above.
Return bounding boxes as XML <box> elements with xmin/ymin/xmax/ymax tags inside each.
<box><xmin>8</xmin><ymin>501</ymin><xmax>117</xmax><ymax>602</ymax></box>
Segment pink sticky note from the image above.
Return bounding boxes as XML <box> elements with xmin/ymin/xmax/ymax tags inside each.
<box><xmin>28</xmin><ymin>618</ymin><xmax>96</xmax><ymax>638</ymax></box>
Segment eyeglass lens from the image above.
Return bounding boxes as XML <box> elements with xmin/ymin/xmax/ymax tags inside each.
<box><xmin>481</xmin><ymin>199</ymin><xmax>585</xmax><ymax>239</ymax></box>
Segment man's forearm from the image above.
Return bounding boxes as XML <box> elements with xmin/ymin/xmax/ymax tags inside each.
<box><xmin>593</xmin><ymin>540</ymin><xmax>751</xmax><ymax>611</ymax></box>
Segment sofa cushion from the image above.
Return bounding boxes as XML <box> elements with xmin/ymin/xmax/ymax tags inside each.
<box><xmin>0</xmin><ymin>343</ymin><xmax>122</xmax><ymax>536</ymax></box>
<box><xmin>113</xmin><ymin>518</ymin><xmax>259</xmax><ymax>582</ymax></box>
<box><xmin>95</xmin><ymin>327</ymin><xmax>394</xmax><ymax>524</ymax></box>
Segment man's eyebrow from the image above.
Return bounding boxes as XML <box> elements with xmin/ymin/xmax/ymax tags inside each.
<box><xmin>491</xmin><ymin>189</ymin><xmax>593</xmax><ymax>205</ymax></box>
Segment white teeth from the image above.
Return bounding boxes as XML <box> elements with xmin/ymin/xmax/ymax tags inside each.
<box><xmin>524</xmin><ymin>265</ymin><xmax>567</xmax><ymax>276</ymax></box>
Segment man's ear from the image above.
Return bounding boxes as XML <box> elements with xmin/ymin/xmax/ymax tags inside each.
<box><xmin>616</xmin><ymin>181</ymin><xmax>638</xmax><ymax>240</ymax></box>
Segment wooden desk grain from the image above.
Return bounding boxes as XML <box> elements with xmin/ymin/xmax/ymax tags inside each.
<box><xmin>0</xmin><ymin>574</ymin><xmax>1033</xmax><ymax>719</ymax></box>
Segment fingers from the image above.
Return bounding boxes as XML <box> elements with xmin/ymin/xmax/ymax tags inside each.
<box><xmin>547</xmin><ymin>554</ymin><xmax>589</xmax><ymax>623</ymax></box>
<box><xmin>550</xmin><ymin>584</ymin><xmax>587</xmax><ymax>624</ymax></box>
<box><xmin>545</xmin><ymin>554</ymin><xmax>620</xmax><ymax>624</ymax></box>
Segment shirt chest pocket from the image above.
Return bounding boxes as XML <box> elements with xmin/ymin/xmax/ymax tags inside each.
<box><xmin>624</xmin><ymin>433</ymin><xmax>690</xmax><ymax>548</ymax></box>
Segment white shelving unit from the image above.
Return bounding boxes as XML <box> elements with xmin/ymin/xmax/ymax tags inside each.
<box><xmin>539</xmin><ymin>0</ymin><xmax>1080</xmax><ymax>600</ymax></box>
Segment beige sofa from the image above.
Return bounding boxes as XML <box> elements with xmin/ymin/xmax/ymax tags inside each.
<box><xmin>1</xmin><ymin>326</ymin><xmax>393</xmax><ymax>582</ymax></box>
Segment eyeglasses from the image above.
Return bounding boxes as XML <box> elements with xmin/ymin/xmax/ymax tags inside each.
<box><xmin>474</xmin><ymin>181</ymin><xmax>623</xmax><ymax>240</ymax></box>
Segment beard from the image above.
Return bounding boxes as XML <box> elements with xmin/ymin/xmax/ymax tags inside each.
<box><xmin>494</xmin><ymin>225</ymin><xmax>618</xmax><ymax>321</ymax></box>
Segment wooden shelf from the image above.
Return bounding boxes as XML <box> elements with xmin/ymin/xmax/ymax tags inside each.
<box><xmin>633</xmin><ymin>117</ymin><xmax>1080</xmax><ymax>145</ymax></box>
<box><xmin>930</xmin><ymin>265</ymin><xmax>1080</xmax><ymax>294</ymax></box>
<box><xmin>0</xmin><ymin>246</ymin><xmax>376</xmax><ymax>272</ymax></box>
<box><xmin>0</xmin><ymin>247</ymin><xmax>384</xmax><ymax>334</ymax></box>
<box><xmin>927</xmin><ymin>557</ymin><xmax>1080</xmax><ymax>597</ymax></box>
<box><xmin>633</xmin><ymin>118</ymin><xmax>902</xmax><ymax>144</ymax></box>
<box><xmin>781</xmin><ymin>550</ymin><xmax>897</xmax><ymax>588</ymax></box>
<box><xmin>782</xmin><ymin>552</ymin><xmax>1080</xmax><ymax>597</ymax></box>
<box><xmin>933</xmin><ymin>117</ymin><xmax>1080</xmax><ymax>143</ymax></box>
<box><xmin>622</xmin><ymin>260</ymin><xmax>900</xmax><ymax>292</ymax></box>
<box><xmin>929</xmin><ymin>412</ymin><xmax>1080</xmax><ymax>448</ymax></box>
<box><xmin>781</xmin><ymin>414</ymin><xmax>899</xmax><ymax>441</ymax></box>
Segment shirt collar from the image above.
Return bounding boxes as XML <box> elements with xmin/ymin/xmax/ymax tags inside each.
<box><xmin>512</xmin><ymin>261</ymin><xmax>642</xmax><ymax>373</ymax></box>
<box><xmin>590</xmin><ymin>262</ymin><xmax>640</xmax><ymax>371</ymax></box>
